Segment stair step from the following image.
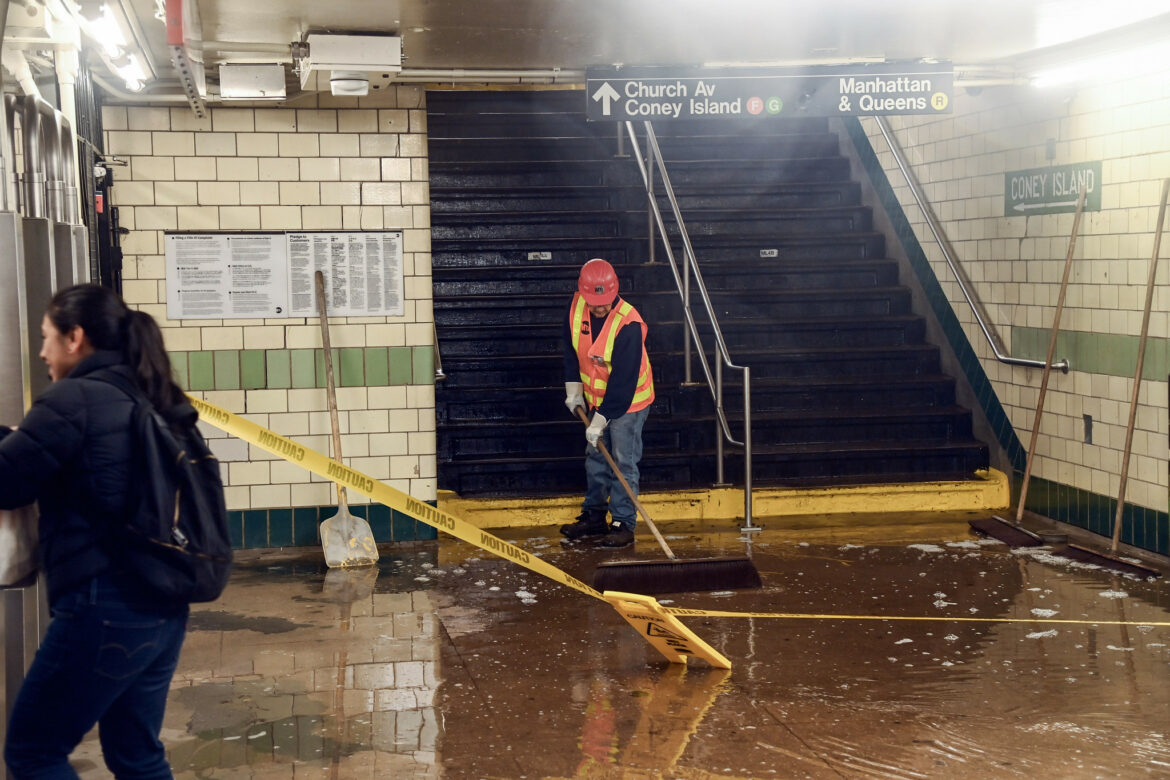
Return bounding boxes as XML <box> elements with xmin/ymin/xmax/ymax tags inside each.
<box><xmin>433</xmin><ymin>233</ymin><xmax>888</xmax><ymax>264</ymax></box>
<box><xmin>431</xmin><ymin>189</ymin><xmax>624</xmax><ymax>214</ymax></box>
<box><xmin>432</xmin><ymin>259</ymin><xmax>900</xmax><ymax>296</ymax></box>
<box><xmin>728</xmin><ymin>440</ymin><xmax>990</xmax><ymax>486</ymax></box>
<box><xmin>657</xmin><ymin>157</ymin><xmax>852</xmax><ymax>184</ymax></box>
<box><xmin>435</xmin><ymin>343</ymin><xmax>941</xmax><ymax>388</ymax></box>
<box><xmin>432</xmin><ymin>287</ymin><xmax>915</xmax><ymax>325</ymax></box>
<box><xmin>433</xmin><ymin>238</ymin><xmax>638</xmax><ymax>269</ymax></box>
<box><xmin>663</xmin><ymin>183</ymin><xmax>862</xmax><ymax>210</ymax></box>
<box><xmin>433</xmin><ymin>314</ymin><xmax>926</xmax><ymax>354</ymax></box>
<box><xmin>437</xmin><ymin>454</ymin><xmax>707</xmax><ymax>498</ymax></box>
<box><xmin>429</xmin><ymin>160</ymin><xmax>639</xmax><ymax>189</ymax></box>
<box><xmin>437</xmin><ymin>406</ymin><xmax>972</xmax><ymax>454</ymax></box>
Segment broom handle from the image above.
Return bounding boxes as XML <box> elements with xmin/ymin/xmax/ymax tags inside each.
<box><xmin>1016</xmin><ymin>189</ymin><xmax>1086</xmax><ymax>523</ymax></box>
<box><xmin>315</xmin><ymin>271</ymin><xmax>348</xmax><ymax>513</ymax></box>
<box><xmin>576</xmin><ymin>407</ymin><xmax>676</xmax><ymax>559</ymax></box>
<box><xmin>1111</xmin><ymin>178</ymin><xmax>1170</xmax><ymax>553</ymax></box>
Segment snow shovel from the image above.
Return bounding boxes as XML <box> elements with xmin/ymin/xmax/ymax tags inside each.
<box><xmin>315</xmin><ymin>271</ymin><xmax>378</xmax><ymax>568</ymax></box>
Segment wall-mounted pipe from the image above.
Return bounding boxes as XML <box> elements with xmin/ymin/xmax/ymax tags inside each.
<box><xmin>58</xmin><ymin>114</ymin><xmax>79</xmax><ymax>225</ymax></box>
<box><xmin>0</xmin><ymin>0</ymin><xmax>7</xmax><ymax>213</ymax></box>
<box><xmin>15</xmin><ymin>96</ymin><xmax>76</xmax><ymax>225</ymax></box>
<box><xmin>20</xmin><ymin>98</ymin><xmax>45</xmax><ymax>219</ymax></box>
<box><xmin>0</xmin><ymin>97</ymin><xmax>10</xmax><ymax>213</ymax></box>
<box><xmin>37</xmin><ymin>101</ymin><xmax>65</xmax><ymax>223</ymax></box>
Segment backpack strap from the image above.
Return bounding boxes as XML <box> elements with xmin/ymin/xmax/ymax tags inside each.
<box><xmin>87</xmin><ymin>366</ymin><xmax>147</xmax><ymax>405</ymax></box>
<box><xmin>88</xmin><ymin>368</ymin><xmax>200</xmax><ymax>432</ymax></box>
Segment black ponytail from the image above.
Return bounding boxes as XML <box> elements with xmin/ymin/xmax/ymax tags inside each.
<box><xmin>46</xmin><ymin>284</ymin><xmax>186</xmax><ymax>412</ymax></box>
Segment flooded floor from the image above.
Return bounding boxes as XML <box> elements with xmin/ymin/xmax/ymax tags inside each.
<box><xmin>68</xmin><ymin>513</ymin><xmax>1170</xmax><ymax>778</ymax></box>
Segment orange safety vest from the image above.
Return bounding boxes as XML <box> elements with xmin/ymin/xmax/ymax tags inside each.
<box><xmin>570</xmin><ymin>292</ymin><xmax>655</xmax><ymax>413</ymax></box>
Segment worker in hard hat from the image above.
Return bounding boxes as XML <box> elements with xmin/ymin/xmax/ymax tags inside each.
<box><xmin>560</xmin><ymin>258</ymin><xmax>655</xmax><ymax>548</ymax></box>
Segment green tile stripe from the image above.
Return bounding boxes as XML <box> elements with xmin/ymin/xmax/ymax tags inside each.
<box><xmin>1011</xmin><ymin>327</ymin><xmax>1169</xmax><ymax>381</ymax></box>
<box><xmin>1017</xmin><ymin>473</ymin><xmax>1169</xmax><ymax>556</ymax></box>
<box><xmin>227</xmin><ymin>501</ymin><xmax>440</xmax><ymax>550</ymax></box>
<box><xmin>175</xmin><ymin>347</ymin><xmax>436</xmax><ymax>390</ymax></box>
<box><xmin>843</xmin><ymin>117</ymin><xmax>1025</xmax><ymax>472</ymax></box>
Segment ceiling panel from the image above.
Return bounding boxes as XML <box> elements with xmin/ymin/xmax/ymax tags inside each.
<box><xmin>112</xmin><ymin>0</ymin><xmax>1170</xmax><ymax>96</ymax></box>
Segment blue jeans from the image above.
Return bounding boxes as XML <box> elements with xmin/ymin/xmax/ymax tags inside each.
<box><xmin>583</xmin><ymin>407</ymin><xmax>649</xmax><ymax>531</ymax></box>
<box><xmin>4</xmin><ymin>572</ymin><xmax>188</xmax><ymax>779</ymax></box>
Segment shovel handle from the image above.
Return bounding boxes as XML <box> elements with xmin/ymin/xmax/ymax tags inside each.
<box><xmin>316</xmin><ymin>271</ymin><xmax>348</xmax><ymax>512</ymax></box>
<box><xmin>575</xmin><ymin>407</ymin><xmax>676</xmax><ymax>560</ymax></box>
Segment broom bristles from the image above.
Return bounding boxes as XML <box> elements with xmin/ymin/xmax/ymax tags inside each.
<box><xmin>593</xmin><ymin>556</ymin><xmax>761</xmax><ymax>595</ymax></box>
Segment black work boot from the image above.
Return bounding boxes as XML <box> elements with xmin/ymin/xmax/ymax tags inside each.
<box><xmin>596</xmin><ymin>524</ymin><xmax>634</xmax><ymax>548</ymax></box>
<box><xmin>560</xmin><ymin>509</ymin><xmax>609</xmax><ymax>541</ymax></box>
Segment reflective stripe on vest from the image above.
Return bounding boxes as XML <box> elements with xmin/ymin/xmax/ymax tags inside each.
<box><xmin>569</xmin><ymin>293</ymin><xmax>655</xmax><ymax>413</ymax></box>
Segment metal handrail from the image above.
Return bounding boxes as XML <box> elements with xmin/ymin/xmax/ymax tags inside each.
<box><xmin>433</xmin><ymin>323</ymin><xmax>445</xmax><ymax>381</ymax></box>
<box><xmin>623</xmin><ymin>120</ymin><xmax>756</xmax><ymax>529</ymax></box>
<box><xmin>874</xmin><ymin>117</ymin><xmax>1068</xmax><ymax>373</ymax></box>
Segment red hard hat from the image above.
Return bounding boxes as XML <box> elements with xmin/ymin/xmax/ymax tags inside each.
<box><xmin>578</xmin><ymin>258</ymin><xmax>619</xmax><ymax>306</ymax></box>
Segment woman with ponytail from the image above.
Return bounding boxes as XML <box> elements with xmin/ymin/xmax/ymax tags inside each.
<box><xmin>0</xmin><ymin>284</ymin><xmax>192</xmax><ymax>778</ymax></box>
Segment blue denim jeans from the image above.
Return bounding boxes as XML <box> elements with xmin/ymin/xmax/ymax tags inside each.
<box><xmin>4</xmin><ymin>572</ymin><xmax>189</xmax><ymax>779</ymax></box>
<box><xmin>583</xmin><ymin>407</ymin><xmax>649</xmax><ymax>531</ymax></box>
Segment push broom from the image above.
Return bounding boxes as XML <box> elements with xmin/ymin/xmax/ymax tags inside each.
<box><xmin>576</xmin><ymin>408</ymin><xmax>761</xmax><ymax>595</ymax></box>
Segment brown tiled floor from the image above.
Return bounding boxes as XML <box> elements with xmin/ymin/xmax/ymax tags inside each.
<box><xmin>67</xmin><ymin>513</ymin><xmax>1170</xmax><ymax>778</ymax></box>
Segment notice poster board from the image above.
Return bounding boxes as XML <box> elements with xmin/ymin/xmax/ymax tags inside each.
<box><xmin>165</xmin><ymin>231</ymin><xmax>405</xmax><ymax>320</ymax></box>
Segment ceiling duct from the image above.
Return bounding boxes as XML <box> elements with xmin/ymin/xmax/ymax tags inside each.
<box><xmin>296</xmin><ymin>33</ymin><xmax>401</xmax><ymax>96</ymax></box>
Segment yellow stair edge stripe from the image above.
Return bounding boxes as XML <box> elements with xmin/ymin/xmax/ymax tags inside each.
<box><xmin>437</xmin><ymin>467</ymin><xmax>1010</xmax><ymax>529</ymax></box>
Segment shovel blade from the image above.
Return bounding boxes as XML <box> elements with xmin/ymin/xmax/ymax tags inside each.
<box><xmin>321</xmin><ymin>508</ymin><xmax>379</xmax><ymax>568</ymax></box>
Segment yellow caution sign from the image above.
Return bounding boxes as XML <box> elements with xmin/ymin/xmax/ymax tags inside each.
<box><xmin>603</xmin><ymin>591</ymin><xmax>731</xmax><ymax>668</ymax></box>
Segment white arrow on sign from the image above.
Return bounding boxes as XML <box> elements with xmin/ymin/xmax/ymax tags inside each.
<box><xmin>592</xmin><ymin>82</ymin><xmax>620</xmax><ymax>116</ymax></box>
<box><xmin>1011</xmin><ymin>200</ymin><xmax>1079</xmax><ymax>212</ymax></box>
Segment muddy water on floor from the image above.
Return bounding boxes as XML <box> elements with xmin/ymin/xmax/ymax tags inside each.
<box><xmin>66</xmin><ymin>517</ymin><xmax>1170</xmax><ymax>778</ymax></box>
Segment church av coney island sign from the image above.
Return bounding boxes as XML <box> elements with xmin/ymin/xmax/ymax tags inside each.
<box><xmin>586</xmin><ymin>62</ymin><xmax>953</xmax><ymax>121</ymax></box>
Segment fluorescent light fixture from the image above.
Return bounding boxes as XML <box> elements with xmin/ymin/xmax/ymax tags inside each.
<box><xmin>92</xmin><ymin>5</ymin><xmax>128</xmax><ymax>58</ymax></box>
<box><xmin>115</xmin><ymin>53</ymin><xmax>147</xmax><ymax>91</ymax></box>
<box><xmin>1031</xmin><ymin>41</ymin><xmax>1170</xmax><ymax>87</ymax></box>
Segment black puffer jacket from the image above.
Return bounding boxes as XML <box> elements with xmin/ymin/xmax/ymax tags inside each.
<box><xmin>0</xmin><ymin>350</ymin><xmax>138</xmax><ymax>604</ymax></box>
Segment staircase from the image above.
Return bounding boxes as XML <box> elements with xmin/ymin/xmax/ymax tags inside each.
<box><xmin>427</xmin><ymin>90</ymin><xmax>989</xmax><ymax>498</ymax></box>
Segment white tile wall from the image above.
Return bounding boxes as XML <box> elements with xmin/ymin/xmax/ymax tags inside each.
<box><xmin>863</xmin><ymin>63</ymin><xmax>1170</xmax><ymax>514</ymax></box>
<box><xmin>106</xmin><ymin>89</ymin><xmax>435</xmax><ymax>509</ymax></box>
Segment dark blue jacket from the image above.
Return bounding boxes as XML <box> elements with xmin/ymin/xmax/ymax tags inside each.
<box><xmin>0</xmin><ymin>350</ymin><xmax>138</xmax><ymax>604</ymax></box>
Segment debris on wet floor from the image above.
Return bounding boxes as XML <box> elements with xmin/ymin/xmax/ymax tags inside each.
<box><xmin>66</xmin><ymin>513</ymin><xmax>1170</xmax><ymax>778</ymax></box>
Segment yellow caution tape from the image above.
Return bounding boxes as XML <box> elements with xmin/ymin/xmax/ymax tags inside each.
<box><xmin>192</xmin><ymin>395</ymin><xmax>1170</xmax><ymax>661</ymax></box>
<box><xmin>657</xmin><ymin>608</ymin><xmax>1170</xmax><ymax>627</ymax></box>
<box><xmin>191</xmin><ymin>396</ymin><xmax>603</xmax><ymax>600</ymax></box>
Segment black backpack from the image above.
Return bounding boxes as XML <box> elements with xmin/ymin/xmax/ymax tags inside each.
<box><xmin>94</xmin><ymin>369</ymin><xmax>233</xmax><ymax>603</ymax></box>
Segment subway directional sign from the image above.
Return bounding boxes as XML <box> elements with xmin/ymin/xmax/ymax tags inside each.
<box><xmin>586</xmin><ymin>63</ymin><xmax>953</xmax><ymax>122</ymax></box>
<box><xmin>1004</xmin><ymin>162</ymin><xmax>1102</xmax><ymax>216</ymax></box>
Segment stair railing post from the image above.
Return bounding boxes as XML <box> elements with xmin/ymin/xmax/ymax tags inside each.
<box><xmin>741</xmin><ymin>365</ymin><xmax>755</xmax><ymax>532</ymax></box>
<box><xmin>614</xmin><ymin>122</ymin><xmax>629</xmax><ymax>159</ymax></box>
<box><xmin>715</xmin><ymin>353</ymin><xmax>725</xmax><ymax>485</ymax></box>
<box><xmin>682</xmin><ymin>220</ymin><xmax>693</xmax><ymax>386</ymax></box>
<box><xmin>646</xmin><ymin>133</ymin><xmax>656</xmax><ymax>265</ymax></box>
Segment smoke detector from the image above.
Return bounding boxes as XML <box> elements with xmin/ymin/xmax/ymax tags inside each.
<box><xmin>297</xmin><ymin>33</ymin><xmax>402</xmax><ymax>95</ymax></box>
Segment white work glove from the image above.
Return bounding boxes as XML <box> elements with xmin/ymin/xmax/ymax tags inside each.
<box><xmin>585</xmin><ymin>411</ymin><xmax>608</xmax><ymax>447</ymax></box>
<box><xmin>564</xmin><ymin>382</ymin><xmax>585</xmax><ymax>415</ymax></box>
